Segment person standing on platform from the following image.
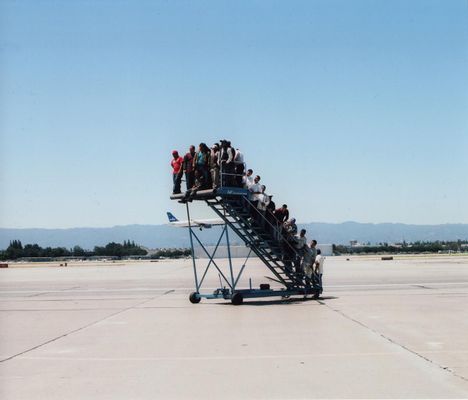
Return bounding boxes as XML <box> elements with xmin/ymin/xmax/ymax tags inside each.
<box><xmin>179</xmin><ymin>170</ymin><xmax>203</xmax><ymax>203</ymax></box>
<box><xmin>218</xmin><ymin>140</ymin><xmax>235</xmax><ymax>186</ymax></box>
<box><xmin>194</xmin><ymin>143</ymin><xmax>211</xmax><ymax>189</ymax></box>
<box><xmin>183</xmin><ymin>145</ymin><xmax>196</xmax><ymax>190</ymax></box>
<box><xmin>210</xmin><ymin>143</ymin><xmax>220</xmax><ymax>189</ymax></box>
<box><xmin>171</xmin><ymin>150</ymin><xmax>184</xmax><ymax>194</ymax></box>
<box><xmin>234</xmin><ymin>148</ymin><xmax>245</xmax><ymax>187</ymax></box>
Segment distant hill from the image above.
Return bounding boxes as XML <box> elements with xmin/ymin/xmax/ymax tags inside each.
<box><xmin>0</xmin><ymin>225</ymin><xmax>227</xmax><ymax>250</ymax></box>
<box><xmin>302</xmin><ymin>222</ymin><xmax>468</xmax><ymax>245</ymax></box>
<box><xmin>1</xmin><ymin>222</ymin><xmax>468</xmax><ymax>250</ymax></box>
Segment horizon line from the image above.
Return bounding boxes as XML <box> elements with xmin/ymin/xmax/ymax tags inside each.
<box><xmin>1</xmin><ymin>221</ymin><xmax>467</xmax><ymax>230</ymax></box>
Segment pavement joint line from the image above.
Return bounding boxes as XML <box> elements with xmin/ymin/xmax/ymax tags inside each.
<box><xmin>0</xmin><ymin>308</ymin><xmax>135</xmax><ymax>312</ymax></box>
<box><xmin>11</xmin><ymin>352</ymin><xmax>416</xmax><ymax>362</ymax></box>
<box><xmin>1</xmin><ymin>281</ymin><xmax>467</xmax><ymax>294</ymax></box>
<box><xmin>2</xmin><ymin>288</ymin><xmax>466</xmax><ymax>301</ymax></box>
<box><xmin>0</xmin><ymin>289</ymin><xmax>175</xmax><ymax>364</ymax></box>
<box><xmin>412</xmin><ymin>284</ymin><xmax>433</xmax><ymax>289</ymax></box>
<box><xmin>26</xmin><ymin>292</ymin><xmax>52</xmax><ymax>298</ymax></box>
<box><xmin>0</xmin><ymin>288</ymin><xmax>200</xmax><ymax>294</ymax></box>
<box><xmin>320</xmin><ymin>300</ymin><xmax>468</xmax><ymax>384</ymax></box>
<box><xmin>0</xmin><ymin>297</ymin><xmax>157</xmax><ymax>302</ymax></box>
<box><xmin>9</xmin><ymin>351</ymin><xmax>468</xmax><ymax>362</ymax></box>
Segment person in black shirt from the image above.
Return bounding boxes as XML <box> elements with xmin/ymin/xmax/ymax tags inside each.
<box><xmin>218</xmin><ymin>140</ymin><xmax>235</xmax><ymax>186</ymax></box>
<box><xmin>265</xmin><ymin>195</ymin><xmax>276</xmax><ymax>234</ymax></box>
<box><xmin>273</xmin><ymin>204</ymin><xmax>289</xmax><ymax>241</ymax></box>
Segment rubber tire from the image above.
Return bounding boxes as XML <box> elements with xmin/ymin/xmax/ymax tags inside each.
<box><xmin>231</xmin><ymin>292</ymin><xmax>244</xmax><ymax>305</ymax></box>
<box><xmin>189</xmin><ymin>292</ymin><xmax>201</xmax><ymax>304</ymax></box>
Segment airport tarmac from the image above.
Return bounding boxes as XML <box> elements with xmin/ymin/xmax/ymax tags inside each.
<box><xmin>1</xmin><ymin>255</ymin><xmax>468</xmax><ymax>399</ymax></box>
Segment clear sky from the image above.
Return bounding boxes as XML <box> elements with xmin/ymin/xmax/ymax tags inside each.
<box><xmin>1</xmin><ymin>0</ymin><xmax>467</xmax><ymax>228</ymax></box>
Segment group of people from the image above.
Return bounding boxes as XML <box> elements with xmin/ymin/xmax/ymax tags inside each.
<box><xmin>171</xmin><ymin>140</ymin><xmax>245</xmax><ymax>195</ymax></box>
<box><xmin>171</xmin><ymin>140</ymin><xmax>325</xmax><ymax>290</ymax></box>
<box><xmin>243</xmin><ymin>170</ymin><xmax>325</xmax><ymax>291</ymax></box>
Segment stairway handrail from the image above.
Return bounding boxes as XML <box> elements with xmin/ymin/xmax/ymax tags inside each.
<box><xmin>227</xmin><ymin>195</ymin><xmax>302</xmax><ymax>258</ymax></box>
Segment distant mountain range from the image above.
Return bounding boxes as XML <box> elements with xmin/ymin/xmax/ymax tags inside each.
<box><xmin>1</xmin><ymin>222</ymin><xmax>468</xmax><ymax>250</ymax></box>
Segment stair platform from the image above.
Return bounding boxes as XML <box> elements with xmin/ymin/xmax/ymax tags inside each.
<box><xmin>170</xmin><ymin>187</ymin><xmax>248</xmax><ymax>201</ymax></box>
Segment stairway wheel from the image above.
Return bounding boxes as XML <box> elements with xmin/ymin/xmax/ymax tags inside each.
<box><xmin>231</xmin><ymin>292</ymin><xmax>244</xmax><ymax>305</ymax></box>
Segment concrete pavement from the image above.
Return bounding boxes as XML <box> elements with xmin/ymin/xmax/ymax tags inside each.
<box><xmin>1</xmin><ymin>255</ymin><xmax>468</xmax><ymax>399</ymax></box>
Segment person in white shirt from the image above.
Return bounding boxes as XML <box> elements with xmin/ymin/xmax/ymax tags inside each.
<box><xmin>314</xmin><ymin>249</ymin><xmax>325</xmax><ymax>293</ymax></box>
<box><xmin>248</xmin><ymin>175</ymin><xmax>262</xmax><ymax>202</ymax></box>
<box><xmin>234</xmin><ymin>148</ymin><xmax>244</xmax><ymax>187</ymax></box>
<box><xmin>294</xmin><ymin>229</ymin><xmax>307</xmax><ymax>273</ymax></box>
<box><xmin>242</xmin><ymin>169</ymin><xmax>254</xmax><ymax>189</ymax></box>
<box><xmin>257</xmin><ymin>185</ymin><xmax>270</xmax><ymax>210</ymax></box>
<box><xmin>248</xmin><ymin>175</ymin><xmax>262</xmax><ymax>220</ymax></box>
<box><xmin>257</xmin><ymin>185</ymin><xmax>270</xmax><ymax>227</ymax></box>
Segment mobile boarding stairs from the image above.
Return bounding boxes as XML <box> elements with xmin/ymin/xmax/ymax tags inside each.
<box><xmin>170</xmin><ymin>185</ymin><xmax>322</xmax><ymax>305</ymax></box>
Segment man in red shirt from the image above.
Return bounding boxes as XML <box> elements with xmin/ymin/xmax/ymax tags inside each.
<box><xmin>171</xmin><ymin>150</ymin><xmax>184</xmax><ymax>194</ymax></box>
<box><xmin>273</xmin><ymin>204</ymin><xmax>289</xmax><ymax>224</ymax></box>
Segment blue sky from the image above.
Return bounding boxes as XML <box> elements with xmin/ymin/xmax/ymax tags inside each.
<box><xmin>1</xmin><ymin>0</ymin><xmax>467</xmax><ymax>228</ymax></box>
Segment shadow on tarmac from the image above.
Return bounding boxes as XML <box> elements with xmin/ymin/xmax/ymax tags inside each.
<box><xmin>216</xmin><ymin>296</ymin><xmax>338</xmax><ymax>306</ymax></box>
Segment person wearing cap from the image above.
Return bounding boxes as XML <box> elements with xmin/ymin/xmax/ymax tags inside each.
<box><xmin>171</xmin><ymin>150</ymin><xmax>184</xmax><ymax>194</ymax></box>
<box><xmin>218</xmin><ymin>140</ymin><xmax>235</xmax><ymax>186</ymax></box>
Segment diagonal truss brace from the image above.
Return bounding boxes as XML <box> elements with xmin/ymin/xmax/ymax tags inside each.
<box><xmin>186</xmin><ymin>202</ymin><xmax>252</xmax><ymax>294</ymax></box>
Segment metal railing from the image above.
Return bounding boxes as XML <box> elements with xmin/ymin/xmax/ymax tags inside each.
<box><xmin>218</xmin><ymin>161</ymin><xmax>246</xmax><ymax>188</ymax></box>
